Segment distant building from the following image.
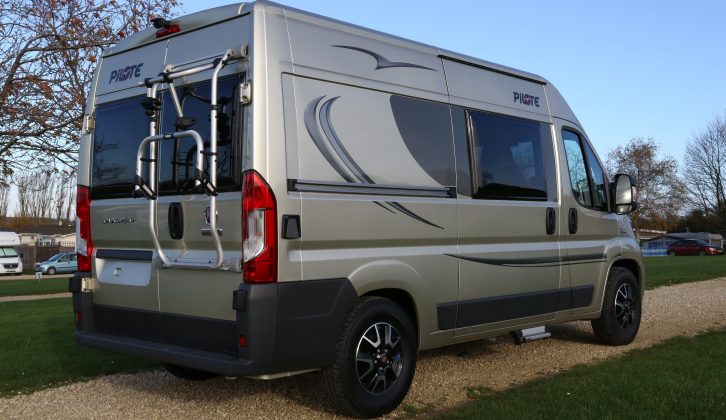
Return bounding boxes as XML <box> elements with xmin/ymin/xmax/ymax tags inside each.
<box><xmin>16</xmin><ymin>224</ymin><xmax>75</xmax><ymax>247</ymax></box>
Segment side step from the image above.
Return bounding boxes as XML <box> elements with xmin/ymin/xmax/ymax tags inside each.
<box><xmin>512</xmin><ymin>326</ymin><xmax>551</xmax><ymax>345</ymax></box>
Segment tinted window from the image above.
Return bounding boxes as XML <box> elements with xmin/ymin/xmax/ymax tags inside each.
<box><xmin>92</xmin><ymin>75</ymin><xmax>243</xmax><ymax>199</ymax></box>
<box><xmin>468</xmin><ymin>111</ymin><xmax>550</xmax><ymax>201</ymax></box>
<box><xmin>158</xmin><ymin>76</ymin><xmax>242</xmax><ymax>194</ymax></box>
<box><xmin>563</xmin><ymin>129</ymin><xmax>608</xmax><ymax>211</ymax></box>
<box><xmin>92</xmin><ymin>96</ymin><xmax>150</xmax><ymax>198</ymax></box>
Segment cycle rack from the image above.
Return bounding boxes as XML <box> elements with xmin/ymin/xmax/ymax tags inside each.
<box><xmin>134</xmin><ymin>49</ymin><xmax>239</xmax><ymax>270</ymax></box>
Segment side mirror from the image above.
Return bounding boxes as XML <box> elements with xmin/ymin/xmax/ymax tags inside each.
<box><xmin>612</xmin><ymin>174</ymin><xmax>638</xmax><ymax>214</ymax></box>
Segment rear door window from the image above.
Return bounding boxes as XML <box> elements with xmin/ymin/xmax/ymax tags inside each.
<box><xmin>91</xmin><ymin>75</ymin><xmax>243</xmax><ymax>199</ymax></box>
<box><xmin>91</xmin><ymin>96</ymin><xmax>150</xmax><ymax>199</ymax></box>
<box><xmin>158</xmin><ymin>76</ymin><xmax>243</xmax><ymax>195</ymax></box>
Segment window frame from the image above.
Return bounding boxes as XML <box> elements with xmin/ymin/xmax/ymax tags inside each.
<box><xmin>465</xmin><ymin>109</ymin><xmax>553</xmax><ymax>202</ymax></box>
<box><xmin>561</xmin><ymin>127</ymin><xmax>611</xmax><ymax>212</ymax></box>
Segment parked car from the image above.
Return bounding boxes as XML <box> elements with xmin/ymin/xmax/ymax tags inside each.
<box><xmin>666</xmin><ymin>240</ymin><xmax>723</xmax><ymax>256</ymax></box>
<box><xmin>36</xmin><ymin>252</ymin><xmax>78</xmax><ymax>274</ymax></box>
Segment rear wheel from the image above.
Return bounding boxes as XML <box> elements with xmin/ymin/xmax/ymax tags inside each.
<box><xmin>323</xmin><ymin>296</ymin><xmax>417</xmax><ymax>418</ymax></box>
<box><xmin>162</xmin><ymin>363</ymin><xmax>217</xmax><ymax>381</ymax></box>
<box><xmin>668</xmin><ymin>251</ymin><xmax>676</xmax><ymax>256</ymax></box>
<box><xmin>46</xmin><ymin>267</ymin><xmax>56</xmax><ymax>275</ymax></box>
<box><xmin>592</xmin><ymin>267</ymin><xmax>641</xmax><ymax>345</ymax></box>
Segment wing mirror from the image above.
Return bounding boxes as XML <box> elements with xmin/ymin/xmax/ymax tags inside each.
<box><xmin>612</xmin><ymin>174</ymin><xmax>638</xmax><ymax>214</ymax></box>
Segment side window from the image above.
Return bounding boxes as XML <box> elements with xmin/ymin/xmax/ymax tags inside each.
<box><xmin>468</xmin><ymin>111</ymin><xmax>550</xmax><ymax>201</ymax></box>
<box><xmin>562</xmin><ymin>129</ymin><xmax>608</xmax><ymax>211</ymax></box>
<box><xmin>59</xmin><ymin>255</ymin><xmax>68</xmax><ymax>262</ymax></box>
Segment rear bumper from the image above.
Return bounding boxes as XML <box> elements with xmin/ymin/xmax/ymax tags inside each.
<box><xmin>70</xmin><ymin>272</ymin><xmax>358</xmax><ymax>377</ymax></box>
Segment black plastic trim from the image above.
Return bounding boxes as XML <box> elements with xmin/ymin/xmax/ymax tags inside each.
<box><xmin>289</xmin><ymin>178</ymin><xmax>456</xmax><ymax>198</ymax></box>
<box><xmin>95</xmin><ymin>249</ymin><xmax>153</xmax><ymax>261</ymax></box>
<box><xmin>437</xmin><ymin>285</ymin><xmax>595</xmax><ymax>329</ymax></box>
<box><xmin>74</xmin><ymin>278</ymin><xmax>359</xmax><ymax>377</ymax></box>
<box><xmin>440</xmin><ymin>55</ymin><xmax>547</xmax><ymax>85</ymax></box>
<box><xmin>446</xmin><ymin>253</ymin><xmax>605</xmax><ymax>267</ymax></box>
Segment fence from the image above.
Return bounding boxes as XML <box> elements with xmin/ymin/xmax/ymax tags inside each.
<box><xmin>17</xmin><ymin>244</ymin><xmax>75</xmax><ymax>272</ymax></box>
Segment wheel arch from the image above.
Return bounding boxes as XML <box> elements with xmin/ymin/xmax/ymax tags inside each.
<box><xmin>609</xmin><ymin>258</ymin><xmax>644</xmax><ymax>293</ymax></box>
<box><xmin>361</xmin><ymin>288</ymin><xmax>419</xmax><ymax>347</ymax></box>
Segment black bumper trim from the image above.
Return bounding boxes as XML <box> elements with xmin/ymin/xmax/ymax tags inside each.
<box><xmin>73</xmin><ymin>278</ymin><xmax>358</xmax><ymax>377</ymax></box>
<box><xmin>76</xmin><ymin>331</ymin><xmax>251</xmax><ymax>377</ymax></box>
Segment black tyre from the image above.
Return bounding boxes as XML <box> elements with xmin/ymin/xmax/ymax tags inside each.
<box><xmin>591</xmin><ymin>267</ymin><xmax>642</xmax><ymax>345</ymax></box>
<box><xmin>46</xmin><ymin>267</ymin><xmax>56</xmax><ymax>275</ymax></box>
<box><xmin>323</xmin><ymin>296</ymin><xmax>417</xmax><ymax>418</ymax></box>
<box><xmin>699</xmin><ymin>250</ymin><xmax>706</xmax><ymax>256</ymax></box>
<box><xmin>668</xmin><ymin>251</ymin><xmax>676</xmax><ymax>257</ymax></box>
<box><xmin>161</xmin><ymin>363</ymin><xmax>217</xmax><ymax>381</ymax></box>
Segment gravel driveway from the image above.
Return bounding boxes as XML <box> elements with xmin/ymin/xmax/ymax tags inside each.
<box><xmin>2</xmin><ymin>278</ymin><xmax>726</xmax><ymax>419</ymax></box>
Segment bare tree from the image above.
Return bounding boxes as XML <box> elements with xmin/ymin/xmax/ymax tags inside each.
<box><xmin>0</xmin><ymin>182</ymin><xmax>9</xmax><ymax>217</ymax></box>
<box><xmin>607</xmin><ymin>137</ymin><xmax>687</xmax><ymax>234</ymax></box>
<box><xmin>0</xmin><ymin>0</ymin><xmax>180</xmax><ymax>177</ymax></box>
<box><xmin>684</xmin><ymin>113</ymin><xmax>726</xmax><ymax>221</ymax></box>
<box><xmin>14</xmin><ymin>170</ymin><xmax>77</xmax><ymax>222</ymax></box>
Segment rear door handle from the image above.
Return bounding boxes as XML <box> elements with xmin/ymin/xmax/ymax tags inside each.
<box><xmin>168</xmin><ymin>202</ymin><xmax>184</xmax><ymax>240</ymax></box>
<box><xmin>568</xmin><ymin>208</ymin><xmax>578</xmax><ymax>234</ymax></box>
<box><xmin>545</xmin><ymin>207</ymin><xmax>556</xmax><ymax>235</ymax></box>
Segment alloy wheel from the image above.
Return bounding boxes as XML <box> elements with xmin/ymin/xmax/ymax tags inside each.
<box><xmin>355</xmin><ymin>322</ymin><xmax>404</xmax><ymax>394</ymax></box>
<box><xmin>614</xmin><ymin>283</ymin><xmax>636</xmax><ymax>329</ymax></box>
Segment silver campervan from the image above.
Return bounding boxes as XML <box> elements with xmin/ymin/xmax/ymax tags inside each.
<box><xmin>72</xmin><ymin>2</ymin><xmax>643</xmax><ymax>417</ymax></box>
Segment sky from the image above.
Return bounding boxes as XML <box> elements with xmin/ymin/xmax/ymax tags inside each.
<box><xmin>179</xmin><ymin>0</ymin><xmax>726</xmax><ymax>164</ymax></box>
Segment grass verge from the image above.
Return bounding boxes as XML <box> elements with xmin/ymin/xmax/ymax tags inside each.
<box><xmin>0</xmin><ymin>298</ymin><xmax>156</xmax><ymax>397</ymax></box>
<box><xmin>436</xmin><ymin>329</ymin><xmax>726</xmax><ymax>419</ymax></box>
<box><xmin>644</xmin><ymin>255</ymin><xmax>726</xmax><ymax>289</ymax></box>
<box><xmin>0</xmin><ymin>277</ymin><xmax>69</xmax><ymax>297</ymax></box>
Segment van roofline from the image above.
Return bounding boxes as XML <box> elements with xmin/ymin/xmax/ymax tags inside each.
<box><xmin>104</xmin><ymin>0</ymin><xmax>548</xmax><ymax>86</ymax></box>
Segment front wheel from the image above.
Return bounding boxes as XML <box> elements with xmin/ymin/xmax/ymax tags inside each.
<box><xmin>668</xmin><ymin>251</ymin><xmax>676</xmax><ymax>256</ymax></box>
<box><xmin>592</xmin><ymin>267</ymin><xmax>642</xmax><ymax>345</ymax></box>
<box><xmin>46</xmin><ymin>267</ymin><xmax>56</xmax><ymax>275</ymax></box>
<box><xmin>699</xmin><ymin>250</ymin><xmax>706</xmax><ymax>256</ymax></box>
<box><xmin>323</xmin><ymin>297</ymin><xmax>417</xmax><ymax>418</ymax></box>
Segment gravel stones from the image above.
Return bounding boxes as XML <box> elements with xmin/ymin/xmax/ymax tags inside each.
<box><xmin>2</xmin><ymin>278</ymin><xmax>725</xmax><ymax>419</ymax></box>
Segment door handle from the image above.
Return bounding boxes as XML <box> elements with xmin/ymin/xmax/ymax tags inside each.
<box><xmin>568</xmin><ymin>208</ymin><xmax>578</xmax><ymax>234</ymax></box>
<box><xmin>545</xmin><ymin>207</ymin><xmax>556</xmax><ymax>235</ymax></box>
<box><xmin>168</xmin><ymin>202</ymin><xmax>184</xmax><ymax>240</ymax></box>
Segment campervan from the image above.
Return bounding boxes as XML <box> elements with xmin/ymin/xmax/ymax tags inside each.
<box><xmin>72</xmin><ymin>2</ymin><xmax>643</xmax><ymax>416</ymax></box>
<box><xmin>0</xmin><ymin>231</ymin><xmax>23</xmax><ymax>275</ymax></box>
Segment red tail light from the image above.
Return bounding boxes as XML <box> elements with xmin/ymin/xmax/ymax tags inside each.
<box><xmin>242</xmin><ymin>170</ymin><xmax>277</xmax><ymax>283</ymax></box>
<box><xmin>76</xmin><ymin>186</ymin><xmax>93</xmax><ymax>272</ymax></box>
<box><xmin>155</xmin><ymin>24</ymin><xmax>180</xmax><ymax>38</ymax></box>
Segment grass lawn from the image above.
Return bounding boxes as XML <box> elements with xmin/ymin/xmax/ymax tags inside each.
<box><xmin>644</xmin><ymin>255</ymin><xmax>726</xmax><ymax>289</ymax></box>
<box><xmin>0</xmin><ymin>298</ymin><xmax>156</xmax><ymax>397</ymax></box>
<box><xmin>436</xmin><ymin>328</ymin><xmax>726</xmax><ymax>419</ymax></box>
<box><xmin>0</xmin><ymin>277</ymin><xmax>69</xmax><ymax>297</ymax></box>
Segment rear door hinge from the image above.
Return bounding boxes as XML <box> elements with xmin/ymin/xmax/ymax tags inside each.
<box><xmin>85</xmin><ymin>115</ymin><xmax>96</xmax><ymax>132</ymax></box>
<box><xmin>240</xmin><ymin>81</ymin><xmax>252</xmax><ymax>104</ymax></box>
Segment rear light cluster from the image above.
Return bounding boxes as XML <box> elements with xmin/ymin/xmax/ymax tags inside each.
<box><xmin>155</xmin><ymin>24</ymin><xmax>180</xmax><ymax>38</ymax></box>
<box><xmin>242</xmin><ymin>170</ymin><xmax>277</xmax><ymax>283</ymax></box>
<box><xmin>76</xmin><ymin>186</ymin><xmax>93</xmax><ymax>272</ymax></box>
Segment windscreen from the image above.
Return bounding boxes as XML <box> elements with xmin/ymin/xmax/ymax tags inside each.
<box><xmin>91</xmin><ymin>75</ymin><xmax>244</xmax><ymax>199</ymax></box>
<box><xmin>0</xmin><ymin>247</ymin><xmax>18</xmax><ymax>257</ymax></box>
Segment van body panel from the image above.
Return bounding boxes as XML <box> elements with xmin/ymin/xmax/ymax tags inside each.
<box><xmin>73</xmin><ymin>1</ymin><xmax>643</xmax><ymax>393</ymax></box>
<box><xmin>443</xmin><ymin>59</ymin><xmax>550</xmax><ymax>117</ymax></box>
